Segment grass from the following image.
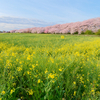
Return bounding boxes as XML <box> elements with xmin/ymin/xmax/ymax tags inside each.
<box><xmin>0</xmin><ymin>33</ymin><xmax>100</xmax><ymax>100</ymax></box>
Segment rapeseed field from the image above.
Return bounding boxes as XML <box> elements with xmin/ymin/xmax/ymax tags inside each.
<box><xmin>0</xmin><ymin>33</ymin><xmax>100</xmax><ymax>100</ymax></box>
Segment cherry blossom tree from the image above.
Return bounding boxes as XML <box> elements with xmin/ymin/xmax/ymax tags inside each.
<box><xmin>10</xmin><ymin>17</ymin><xmax>100</xmax><ymax>34</ymax></box>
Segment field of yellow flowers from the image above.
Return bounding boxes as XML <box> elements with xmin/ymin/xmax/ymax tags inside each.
<box><xmin>0</xmin><ymin>33</ymin><xmax>100</xmax><ymax>100</ymax></box>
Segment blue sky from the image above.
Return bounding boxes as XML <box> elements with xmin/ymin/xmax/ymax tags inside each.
<box><xmin>0</xmin><ymin>0</ymin><xmax>100</xmax><ymax>31</ymax></box>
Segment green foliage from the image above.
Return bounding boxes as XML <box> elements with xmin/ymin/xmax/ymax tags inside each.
<box><xmin>67</xmin><ymin>32</ymin><xmax>71</xmax><ymax>34</ymax></box>
<box><xmin>0</xmin><ymin>34</ymin><xmax>100</xmax><ymax>100</ymax></box>
<box><xmin>81</xmin><ymin>31</ymin><xmax>85</xmax><ymax>34</ymax></box>
<box><xmin>84</xmin><ymin>30</ymin><xmax>94</xmax><ymax>35</ymax></box>
<box><xmin>74</xmin><ymin>31</ymin><xmax>78</xmax><ymax>34</ymax></box>
<box><xmin>95</xmin><ymin>29</ymin><xmax>100</xmax><ymax>35</ymax></box>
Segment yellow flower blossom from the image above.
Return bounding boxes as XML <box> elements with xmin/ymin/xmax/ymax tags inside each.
<box><xmin>73</xmin><ymin>81</ymin><xmax>76</xmax><ymax>85</ymax></box>
<box><xmin>38</xmin><ymin>79</ymin><xmax>41</xmax><ymax>83</ymax></box>
<box><xmin>17</xmin><ymin>67</ymin><xmax>22</xmax><ymax>71</ymax></box>
<box><xmin>61</xmin><ymin>35</ymin><xmax>64</xmax><ymax>39</ymax></box>
<box><xmin>36</xmin><ymin>63</ymin><xmax>38</xmax><ymax>66</ymax></box>
<box><xmin>59</xmin><ymin>68</ymin><xmax>62</xmax><ymax>71</ymax></box>
<box><xmin>27</xmin><ymin>55</ymin><xmax>31</xmax><ymax>60</ymax></box>
<box><xmin>91</xmin><ymin>88</ymin><xmax>95</xmax><ymax>93</ymax></box>
<box><xmin>27</xmin><ymin>71</ymin><xmax>30</xmax><ymax>74</ymax></box>
<box><xmin>12</xmin><ymin>52</ymin><xmax>15</xmax><ymax>56</ymax></box>
<box><xmin>52</xmin><ymin>80</ymin><xmax>55</xmax><ymax>83</ymax></box>
<box><xmin>13</xmin><ymin>83</ymin><xmax>16</xmax><ymax>86</ymax></box>
<box><xmin>10</xmin><ymin>89</ymin><xmax>15</xmax><ymax>95</ymax></box>
<box><xmin>50</xmin><ymin>57</ymin><xmax>54</xmax><ymax>63</ymax></box>
<box><xmin>12</xmin><ymin>76</ymin><xmax>14</xmax><ymax>79</ymax></box>
<box><xmin>1</xmin><ymin>91</ymin><xmax>5</xmax><ymax>95</ymax></box>
<box><xmin>45</xmin><ymin>69</ymin><xmax>48</xmax><ymax>74</ymax></box>
<box><xmin>28</xmin><ymin>89</ymin><xmax>33</xmax><ymax>95</ymax></box>
<box><xmin>48</xmin><ymin>73</ymin><xmax>55</xmax><ymax>79</ymax></box>
<box><xmin>73</xmin><ymin>91</ymin><xmax>76</xmax><ymax>96</ymax></box>
<box><xmin>32</xmin><ymin>65</ymin><xmax>35</xmax><ymax>69</ymax></box>
<box><xmin>33</xmin><ymin>52</ymin><xmax>35</xmax><ymax>54</ymax></box>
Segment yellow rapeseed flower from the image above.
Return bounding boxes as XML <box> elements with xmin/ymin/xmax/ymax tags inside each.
<box><xmin>27</xmin><ymin>71</ymin><xmax>30</xmax><ymax>75</ymax></box>
<box><xmin>50</xmin><ymin>57</ymin><xmax>54</xmax><ymax>63</ymax></box>
<box><xmin>33</xmin><ymin>52</ymin><xmax>35</xmax><ymax>54</ymax></box>
<box><xmin>74</xmin><ymin>91</ymin><xmax>76</xmax><ymax>96</ymax></box>
<box><xmin>27</xmin><ymin>55</ymin><xmax>31</xmax><ymax>60</ymax></box>
<box><xmin>10</xmin><ymin>89</ymin><xmax>15</xmax><ymax>95</ymax></box>
<box><xmin>29</xmin><ymin>68</ymin><xmax>32</xmax><ymax>70</ymax></box>
<box><xmin>48</xmin><ymin>73</ymin><xmax>55</xmax><ymax>79</ymax></box>
<box><xmin>36</xmin><ymin>63</ymin><xmax>38</xmax><ymax>66</ymax></box>
<box><xmin>13</xmin><ymin>83</ymin><xmax>16</xmax><ymax>86</ymax></box>
<box><xmin>17</xmin><ymin>67</ymin><xmax>22</xmax><ymax>71</ymax></box>
<box><xmin>59</xmin><ymin>68</ymin><xmax>62</xmax><ymax>71</ymax></box>
<box><xmin>1</xmin><ymin>91</ymin><xmax>5</xmax><ymax>95</ymax></box>
<box><xmin>73</xmin><ymin>81</ymin><xmax>76</xmax><ymax>85</ymax></box>
<box><xmin>61</xmin><ymin>35</ymin><xmax>64</xmax><ymax>39</ymax></box>
<box><xmin>45</xmin><ymin>70</ymin><xmax>48</xmax><ymax>74</ymax></box>
<box><xmin>32</xmin><ymin>65</ymin><xmax>35</xmax><ymax>69</ymax></box>
<box><xmin>28</xmin><ymin>89</ymin><xmax>33</xmax><ymax>95</ymax></box>
<box><xmin>52</xmin><ymin>80</ymin><xmax>55</xmax><ymax>83</ymax></box>
<box><xmin>91</xmin><ymin>89</ymin><xmax>95</xmax><ymax>93</ymax></box>
<box><xmin>12</xmin><ymin>52</ymin><xmax>15</xmax><ymax>56</ymax></box>
<box><xmin>38</xmin><ymin>79</ymin><xmax>41</xmax><ymax>83</ymax></box>
<box><xmin>12</xmin><ymin>76</ymin><xmax>14</xmax><ymax>79</ymax></box>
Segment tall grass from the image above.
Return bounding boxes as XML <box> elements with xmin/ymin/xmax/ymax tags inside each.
<box><xmin>0</xmin><ymin>33</ymin><xmax>100</xmax><ymax>100</ymax></box>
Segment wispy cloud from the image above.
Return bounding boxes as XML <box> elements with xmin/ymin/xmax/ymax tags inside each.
<box><xmin>0</xmin><ymin>16</ymin><xmax>55</xmax><ymax>31</ymax></box>
<box><xmin>0</xmin><ymin>23</ymin><xmax>34</xmax><ymax>31</ymax></box>
<box><xmin>0</xmin><ymin>0</ymin><xmax>99</xmax><ymax>31</ymax></box>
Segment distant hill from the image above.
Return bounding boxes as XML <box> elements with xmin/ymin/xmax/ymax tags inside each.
<box><xmin>10</xmin><ymin>17</ymin><xmax>100</xmax><ymax>34</ymax></box>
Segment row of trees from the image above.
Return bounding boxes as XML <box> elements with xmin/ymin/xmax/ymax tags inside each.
<box><xmin>69</xmin><ymin>29</ymin><xmax>100</xmax><ymax>35</ymax></box>
<box><xmin>0</xmin><ymin>31</ymin><xmax>10</xmax><ymax>33</ymax></box>
<box><xmin>1</xmin><ymin>29</ymin><xmax>100</xmax><ymax>35</ymax></box>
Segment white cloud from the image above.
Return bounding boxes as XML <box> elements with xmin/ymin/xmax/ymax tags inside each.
<box><xmin>0</xmin><ymin>23</ymin><xmax>35</xmax><ymax>31</ymax></box>
<box><xmin>0</xmin><ymin>16</ymin><xmax>55</xmax><ymax>31</ymax></box>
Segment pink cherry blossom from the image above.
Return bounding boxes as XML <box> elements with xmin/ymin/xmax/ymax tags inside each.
<box><xmin>10</xmin><ymin>17</ymin><xmax>100</xmax><ymax>34</ymax></box>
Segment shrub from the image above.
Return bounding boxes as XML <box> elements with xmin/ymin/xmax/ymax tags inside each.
<box><xmin>95</xmin><ymin>29</ymin><xmax>100</xmax><ymax>35</ymax></box>
<box><xmin>67</xmin><ymin>32</ymin><xmax>71</xmax><ymax>34</ymax></box>
<box><xmin>74</xmin><ymin>31</ymin><xmax>78</xmax><ymax>34</ymax></box>
<box><xmin>84</xmin><ymin>30</ymin><xmax>94</xmax><ymax>35</ymax></box>
<box><xmin>81</xmin><ymin>31</ymin><xmax>85</xmax><ymax>34</ymax></box>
